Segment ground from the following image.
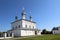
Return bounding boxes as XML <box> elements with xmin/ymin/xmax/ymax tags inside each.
<box><xmin>0</xmin><ymin>34</ymin><xmax>60</xmax><ymax>40</ymax></box>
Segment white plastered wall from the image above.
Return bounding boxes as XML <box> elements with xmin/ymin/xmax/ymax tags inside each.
<box><xmin>22</xmin><ymin>20</ymin><xmax>36</xmax><ymax>29</ymax></box>
<box><xmin>53</xmin><ymin>30</ymin><xmax>60</xmax><ymax>34</ymax></box>
<box><xmin>11</xmin><ymin>20</ymin><xmax>22</xmax><ymax>29</ymax></box>
<box><xmin>21</xmin><ymin>30</ymin><xmax>35</xmax><ymax>36</ymax></box>
<box><xmin>13</xmin><ymin>30</ymin><xmax>21</xmax><ymax>36</ymax></box>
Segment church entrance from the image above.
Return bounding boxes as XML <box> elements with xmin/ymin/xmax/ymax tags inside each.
<box><xmin>35</xmin><ymin>31</ymin><xmax>37</xmax><ymax>35</ymax></box>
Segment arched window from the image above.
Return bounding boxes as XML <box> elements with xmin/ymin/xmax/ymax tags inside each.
<box><xmin>25</xmin><ymin>25</ymin><xmax>27</xmax><ymax>28</ymax></box>
<box><xmin>29</xmin><ymin>25</ymin><xmax>31</xmax><ymax>28</ymax></box>
<box><xmin>19</xmin><ymin>25</ymin><xmax>20</xmax><ymax>28</ymax></box>
<box><xmin>33</xmin><ymin>26</ymin><xmax>34</xmax><ymax>28</ymax></box>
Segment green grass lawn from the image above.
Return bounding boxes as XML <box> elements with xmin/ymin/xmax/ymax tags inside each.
<box><xmin>1</xmin><ymin>34</ymin><xmax>60</xmax><ymax>40</ymax></box>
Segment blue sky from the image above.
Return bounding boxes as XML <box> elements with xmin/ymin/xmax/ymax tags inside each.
<box><xmin>0</xmin><ymin>0</ymin><xmax>60</xmax><ymax>32</ymax></box>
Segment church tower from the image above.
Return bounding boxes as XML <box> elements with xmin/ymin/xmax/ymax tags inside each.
<box><xmin>21</xmin><ymin>7</ymin><xmax>26</xmax><ymax>19</ymax></box>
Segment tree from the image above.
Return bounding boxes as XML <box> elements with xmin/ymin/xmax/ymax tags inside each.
<box><xmin>41</xmin><ymin>29</ymin><xmax>52</xmax><ymax>34</ymax></box>
<box><xmin>41</xmin><ymin>29</ymin><xmax>47</xmax><ymax>34</ymax></box>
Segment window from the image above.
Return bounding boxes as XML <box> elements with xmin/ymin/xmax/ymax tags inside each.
<box><xmin>25</xmin><ymin>25</ymin><xmax>27</xmax><ymax>28</ymax></box>
<box><xmin>33</xmin><ymin>26</ymin><xmax>34</xmax><ymax>28</ymax></box>
<box><xmin>19</xmin><ymin>25</ymin><xmax>20</xmax><ymax>28</ymax></box>
<box><xmin>29</xmin><ymin>25</ymin><xmax>31</xmax><ymax>28</ymax></box>
<box><xmin>54</xmin><ymin>31</ymin><xmax>55</xmax><ymax>34</ymax></box>
<box><xmin>16</xmin><ymin>26</ymin><xmax>17</xmax><ymax>28</ymax></box>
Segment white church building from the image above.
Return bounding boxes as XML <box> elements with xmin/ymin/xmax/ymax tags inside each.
<box><xmin>10</xmin><ymin>8</ymin><xmax>41</xmax><ymax>37</ymax></box>
<box><xmin>0</xmin><ymin>8</ymin><xmax>41</xmax><ymax>38</ymax></box>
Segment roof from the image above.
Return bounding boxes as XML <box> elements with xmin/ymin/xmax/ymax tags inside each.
<box><xmin>11</xmin><ymin>19</ymin><xmax>36</xmax><ymax>24</ymax></box>
<box><xmin>52</xmin><ymin>27</ymin><xmax>59</xmax><ymax>30</ymax></box>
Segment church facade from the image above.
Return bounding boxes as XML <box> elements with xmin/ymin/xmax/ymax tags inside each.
<box><xmin>11</xmin><ymin>8</ymin><xmax>41</xmax><ymax>36</ymax></box>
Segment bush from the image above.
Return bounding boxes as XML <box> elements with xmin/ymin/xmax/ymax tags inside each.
<box><xmin>41</xmin><ymin>29</ymin><xmax>52</xmax><ymax>34</ymax></box>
